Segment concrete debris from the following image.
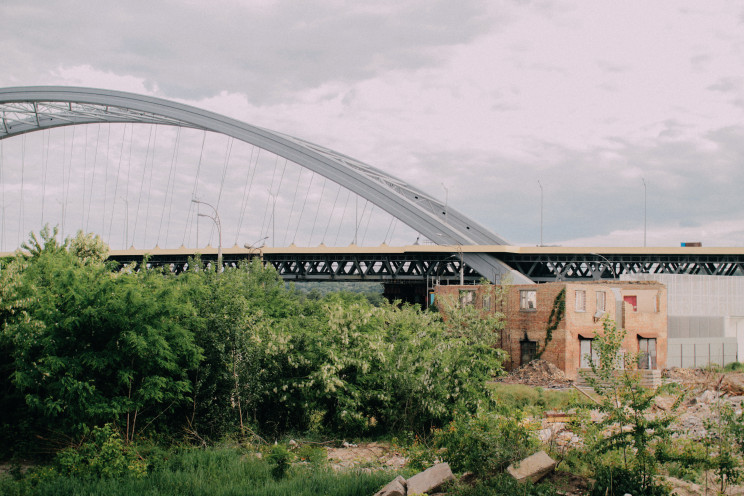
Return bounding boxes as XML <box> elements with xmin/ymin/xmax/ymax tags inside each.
<box><xmin>406</xmin><ymin>463</ymin><xmax>455</xmax><ymax>495</ymax></box>
<box><xmin>373</xmin><ymin>475</ymin><xmax>406</xmax><ymax>496</ymax></box>
<box><xmin>500</xmin><ymin>359</ymin><xmax>572</xmax><ymax>387</ymax></box>
<box><xmin>506</xmin><ymin>450</ymin><xmax>557</xmax><ymax>483</ymax></box>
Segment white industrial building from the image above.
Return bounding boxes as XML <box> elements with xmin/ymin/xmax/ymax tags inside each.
<box><xmin>621</xmin><ymin>274</ymin><xmax>744</xmax><ymax>368</ymax></box>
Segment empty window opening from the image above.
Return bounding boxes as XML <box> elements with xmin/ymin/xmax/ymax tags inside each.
<box><xmin>520</xmin><ymin>337</ymin><xmax>538</xmax><ymax>366</ymax></box>
<box><xmin>459</xmin><ymin>289</ymin><xmax>475</xmax><ymax>307</ymax></box>
<box><xmin>638</xmin><ymin>337</ymin><xmax>657</xmax><ymax>369</ymax></box>
<box><xmin>520</xmin><ymin>290</ymin><xmax>537</xmax><ymax>310</ymax></box>
<box><xmin>580</xmin><ymin>337</ymin><xmax>599</xmax><ymax>368</ymax></box>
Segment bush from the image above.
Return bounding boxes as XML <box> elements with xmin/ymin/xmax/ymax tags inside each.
<box><xmin>591</xmin><ymin>465</ymin><xmax>670</xmax><ymax>496</ymax></box>
<box><xmin>434</xmin><ymin>411</ymin><xmax>539</xmax><ymax>478</ymax></box>
<box><xmin>54</xmin><ymin>424</ymin><xmax>147</xmax><ymax>479</ymax></box>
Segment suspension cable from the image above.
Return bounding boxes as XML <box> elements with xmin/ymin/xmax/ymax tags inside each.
<box><xmin>209</xmin><ymin>137</ymin><xmax>233</xmax><ymax>245</ymax></box>
<box><xmin>292</xmin><ymin>172</ymin><xmax>315</xmax><ymax>245</ymax></box>
<box><xmin>333</xmin><ymin>190</ymin><xmax>352</xmax><ymax>246</ymax></box>
<box><xmin>184</xmin><ymin>130</ymin><xmax>207</xmax><ymax>247</ymax></box>
<box><xmin>157</xmin><ymin>127</ymin><xmax>180</xmax><ymax>247</ymax></box>
<box><xmin>164</xmin><ymin>128</ymin><xmax>182</xmax><ymax>247</ymax></box>
<box><xmin>259</xmin><ymin>155</ymin><xmax>281</xmax><ymax>242</ymax></box>
<box><xmin>308</xmin><ymin>177</ymin><xmax>327</xmax><ymax>245</ymax></box>
<box><xmin>63</xmin><ymin>126</ymin><xmax>77</xmax><ymax>240</ymax></box>
<box><xmin>85</xmin><ymin>124</ymin><xmax>102</xmax><ymax>232</ymax></box>
<box><xmin>321</xmin><ymin>183</ymin><xmax>342</xmax><ymax>244</ymax></box>
<box><xmin>234</xmin><ymin>147</ymin><xmax>260</xmax><ymax>245</ymax></box>
<box><xmin>140</xmin><ymin>124</ymin><xmax>158</xmax><ymax>246</ymax></box>
<box><xmin>282</xmin><ymin>166</ymin><xmax>303</xmax><ymax>246</ymax></box>
<box><xmin>19</xmin><ymin>135</ymin><xmax>25</xmax><ymax>247</ymax></box>
<box><xmin>107</xmin><ymin>124</ymin><xmax>128</xmax><ymax>240</ymax></box>
<box><xmin>361</xmin><ymin>204</ymin><xmax>375</xmax><ymax>245</ymax></box>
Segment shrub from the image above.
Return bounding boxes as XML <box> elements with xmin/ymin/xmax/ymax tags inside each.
<box><xmin>434</xmin><ymin>411</ymin><xmax>539</xmax><ymax>478</ymax></box>
<box><xmin>55</xmin><ymin>424</ymin><xmax>148</xmax><ymax>479</ymax></box>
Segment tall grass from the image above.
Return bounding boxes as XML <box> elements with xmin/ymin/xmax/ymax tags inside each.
<box><xmin>489</xmin><ymin>383</ymin><xmax>585</xmax><ymax>415</ymax></box>
<box><xmin>0</xmin><ymin>447</ymin><xmax>397</xmax><ymax>496</ymax></box>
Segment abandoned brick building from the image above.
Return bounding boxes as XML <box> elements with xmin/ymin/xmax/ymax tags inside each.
<box><xmin>434</xmin><ymin>281</ymin><xmax>667</xmax><ymax>380</ymax></box>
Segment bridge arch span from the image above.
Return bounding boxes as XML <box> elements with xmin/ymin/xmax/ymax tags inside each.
<box><xmin>0</xmin><ymin>86</ymin><xmax>525</xmax><ymax>282</ymax></box>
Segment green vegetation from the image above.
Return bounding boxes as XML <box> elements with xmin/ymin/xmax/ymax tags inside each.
<box><xmin>10</xmin><ymin>227</ymin><xmax>744</xmax><ymax>494</ymax></box>
<box><xmin>0</xmin><ymin>445</ymin><xmax>395</xmax><ymax>496</ymax></box>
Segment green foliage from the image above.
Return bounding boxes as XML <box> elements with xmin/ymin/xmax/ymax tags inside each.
<box><xmin>434</xmin><ymin>411</ymin><xmax>539</xmax><ymax>477</ymax></box>
<box><xmin>2</xmin><ymin>229</ymin><xmax>202</xmax><ymax>441</ymax></box>
<box><xmin>582</xmin><ymin>317</ymin><xmax>681</xmax><ymax>496</ymax></box>
<box><xmin>536</xmin><ymin>288</ymin><xmax>564</xmax><ymax>359</ymax></box>
<box><xmin>489</xmin><ymin>383</ymin><xmax>585</xmax><ymax>416</ymax></box>
<box><xmin>724</xmin><ymin>361</ymin><xmax>744</xmax><ymax>372</ymax></box>
<box><xmin>449</xmin><ymin>474</ymin><xmax>558</xmax><ymax>496</ymax></box>
<box><xmin>266</xmin><ymin>443</ymin><xmax>292</xmax><ymax>479</ymax></box>
<box><xmin>54</xmin><ymin>424</ymin><xmax>147</xmax><ymax>479</ymax></box>
<box><xmin>590</xmin><ymin>465</ymin><xmax>670</xmax><ymax>496</ymax></box>
<box><xmin>0</xmin><ymin>445</ymin><xmax>396</xmax><ymax>496</ymax></box>
<box><xmin>437</xmin><ymin>282</ymin><xmax>506</xmax><ymax>347</ymax></box>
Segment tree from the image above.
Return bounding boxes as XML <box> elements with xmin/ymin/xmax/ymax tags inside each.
<box><xmin>2</xmin><ymin>230</ymin><xmax>201</xmax><ymax>441</ymax></box>
<box><xmin>583</xmin><ymin>317</ymin><xmax>681</xmax><ymax>496</ymax></box>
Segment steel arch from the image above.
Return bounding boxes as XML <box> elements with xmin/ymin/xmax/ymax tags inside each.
<box><xmin>0</xmin><ymin>86</ymin><xmax>528</xmax><ymax>282</ymax></box>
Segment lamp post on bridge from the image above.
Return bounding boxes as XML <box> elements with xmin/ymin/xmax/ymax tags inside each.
<box><xmin>590</xmin><ymin>252</ymin><xmax>617</xmax><ymax>280</ymax></box>
<box><xmin>244</xmin><ymin>236</ymin><xmax>269</xmax><ymax>262</ymax></box>
<box><xmin>191</xmin><ymin>199</ymin><xmax>222</xmax><ymax>271</ymax></box>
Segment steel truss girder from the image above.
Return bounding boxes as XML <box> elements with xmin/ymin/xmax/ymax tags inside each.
<box><xmin>0</xmin><ymin>86</ymin><xmax>526</xmax><ymax>283</ymax></box>
<box><xmin>107</xmin><ymin>251</ymin><xmax>481</xmax><ymax>282</ymax></box>
<box><xmin>498</xmin><ymin>253</ymin><xmax>744</xmax><ymax>282</ymax></box>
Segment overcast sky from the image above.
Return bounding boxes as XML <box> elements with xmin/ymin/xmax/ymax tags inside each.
<box><xmin>1</xmin><ymin>0</ymin><xmax>744</xmax><ymax>248</ymax></box>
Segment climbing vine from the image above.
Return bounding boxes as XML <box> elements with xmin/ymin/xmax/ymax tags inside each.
<box><xmin>536</xmin><ymin>288</ymin><xmax>565</xmax><ymax>359</ymax></box>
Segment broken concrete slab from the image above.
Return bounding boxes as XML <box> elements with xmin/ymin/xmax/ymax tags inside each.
<box><xmin>506</xmin><ymin>450</ymin><xmax>556</xmax><ymax>483</ymax></box>
<box><xmin>373</xmin><ymin>475</ymin><xmax>406</xmax><ymax>496</ymax></box>
<box><xmin>406</xmin><ymin>462</ymin><xmax>454</xmax><ymax>495</ymax></box>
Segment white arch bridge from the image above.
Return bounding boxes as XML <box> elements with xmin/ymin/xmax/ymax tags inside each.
<box><xmin>1</xmin><ymin>86</ymin><xmax>743</xmax><ymax>295</ymax></box>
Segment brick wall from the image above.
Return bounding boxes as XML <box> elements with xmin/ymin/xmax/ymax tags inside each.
<box><xmin>434</xmin><ymin>280</ymin><xmax>668</xmax><ymax>381</ymax></box>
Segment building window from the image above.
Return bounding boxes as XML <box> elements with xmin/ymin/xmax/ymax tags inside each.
<box><xmin>623</xmin><ymin>295</ymin><xmax>638</xmax><ymax>312</ymax></box>
<box><xmin>580</xmin><ymin>338</ymin><xmax>599</xmax><ymax>368</ymax></box>
<box><xmin>482</xmin><ymin>293</ymin><xmax>492</xmax><ymax>311</ymax></box>
<box><xmin>520</xmin><ymin>290</ymin><xmax>537</xmax><ymax>310</ymax></box>
<box><xmin>575</xmin><ymin>290</ymin><xmax>586</xmax><ymax>312</ymax></box>
<box><xmin>596</xmin><ymin>291</ymin><xmax>606</xmax><ymax>312</ymax></box>
<box><xmin>638</xmin><ymin>337</ymin><xmax>657</xmax><ymax>369</ymax></box>
<box><xmin>459</xmin><ymin>289</ymin><xmax>475</xmax><ymax>307</ymax></box>
<box><xmin>520</xmin><ymin>339</ymin><xmax>538</xmax><ymax>365</ymax></box>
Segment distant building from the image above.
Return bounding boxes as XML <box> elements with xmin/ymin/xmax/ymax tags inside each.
<box><xmin>621</xmin><ymin>274</ymin><xmax>743</xmax><ymax>367</ymax></box>
<box><xmin>434</xmin><ymin>281</ymin><xmax>667</xmax><ymax>380</ymax></box>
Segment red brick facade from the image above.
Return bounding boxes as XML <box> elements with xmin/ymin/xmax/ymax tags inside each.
<box><xmin>434</xmin><ymin>281</ymin><xmax>667</xmax><ymax>380</ymax></box>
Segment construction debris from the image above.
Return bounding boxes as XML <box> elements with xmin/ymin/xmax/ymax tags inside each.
<box><xmin>500</xmin><ymin>359</ymin><xmax>573</xmax><ymax>387</ymax></box>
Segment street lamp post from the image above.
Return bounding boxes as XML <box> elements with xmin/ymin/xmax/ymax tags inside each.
<box><xmin>191</xmin><ymin>199</ymin><xmax>222</xmax><ymax>271</ymax></box>
<box><xmin>591</xmin><ymin>252</ymin><xmax>617</xmax><ymax>280</ymax></box>
<box><xmin>244</xmin><ymin>236</ymin><xmax>269</xmax><ymax>261</ymax></box>
<box><xmin>538</xmin><ymin>180</ymin><xmax>543</xmax><ymax>246</ymax></box>
<box><xmin>642</xmin><ymin>177</ymin><xmax>647</xmax><ymax>247</ymax></box>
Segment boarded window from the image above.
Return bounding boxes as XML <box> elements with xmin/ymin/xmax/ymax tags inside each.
<box><xmin>520</xmin><ymin>290</ymin><xmax>537</xmax><ymax>310</ymax></box>
<box><xmin>575</xmin><ymin>290</ymin><xmax>586</xmax><ymax>312</ymax></box>
<box><xmin>596</xmin><ymin>291</ymin><xmax>606</xmax><ymax>312</ymax></box>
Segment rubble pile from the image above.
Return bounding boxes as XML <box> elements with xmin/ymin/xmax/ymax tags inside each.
<box><xmin>500</xmin><ymin>359</ymin><xmax>572</xmax><ymax>387</ymax></box>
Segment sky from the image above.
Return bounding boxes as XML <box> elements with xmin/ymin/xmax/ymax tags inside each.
<box><xmin>1</xmin><ymin>0</ymin><xmax>744</xmax><ymax>248</ymax></box>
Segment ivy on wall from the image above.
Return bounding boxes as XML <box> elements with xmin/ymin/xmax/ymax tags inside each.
<box><xmin>536</xmin><ymin>288</ymin><xmax>565</xmax><ymax>359</ymax></box>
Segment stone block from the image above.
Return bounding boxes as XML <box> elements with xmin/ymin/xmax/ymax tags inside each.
<box><xmin>406</xmin><ymin>462</ymin><xmax>454</xmax><ymax>495</ymax></box>
<box><xmin>506</xmin><ymin>450</ymin><xmax>556</xmax><ymax>483</ymax></box>
<box><xmin>373</xmin><ymin>475</ymin><xmax>406</xmax><ymax>496</ymax></box>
